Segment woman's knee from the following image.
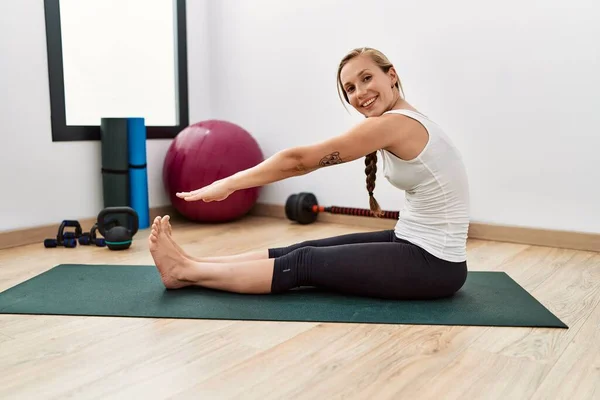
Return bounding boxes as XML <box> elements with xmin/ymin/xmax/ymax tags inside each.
<box><xmin>271</xmin><ymin>246</ymin><xmax>315</xmax><ymax>293</ymax></box>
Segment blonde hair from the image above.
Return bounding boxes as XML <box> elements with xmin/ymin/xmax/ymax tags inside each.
<box><xmin>336</xmin><ymin>47</ymin><xmax>405</xmax><ymax>217</ymax></box>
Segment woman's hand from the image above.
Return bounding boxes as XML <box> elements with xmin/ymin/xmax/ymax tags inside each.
<box><xmin>176</xmin><ymin>179</ymin><xmax>235</xmax><ymax>202</ymax></box>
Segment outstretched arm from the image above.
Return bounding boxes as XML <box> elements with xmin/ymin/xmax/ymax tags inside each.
<box><xmin>227</xmin><ymin>115</ymin><xmax>401</xmax><ymax>190</ymax></box>
<box><xmin>176</xmin><ymin>115</ymin><xmax>401</xmax><ymax>201</ymax></box>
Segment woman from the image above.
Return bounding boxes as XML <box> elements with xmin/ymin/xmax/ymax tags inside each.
<box><xmin>149</xmin><ymin>47</ymin><xmax>470</xmax><ymax>300</ymax></box>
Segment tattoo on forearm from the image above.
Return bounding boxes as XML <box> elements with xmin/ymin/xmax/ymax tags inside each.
<box><xmin>319</xmin><ymin>152</ymin><xmax>343</xmax><ymax>167</ymax></box>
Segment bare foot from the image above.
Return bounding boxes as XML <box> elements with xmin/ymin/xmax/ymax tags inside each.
<box><xmin>154</xmin><ymin>215</ymin><xmax>203</xmax><ymax>262</ymax></box>
<box><xmin>148</xmin><ymin>217</ymin><xmax>201</xmax><ymax>289</ymax></box>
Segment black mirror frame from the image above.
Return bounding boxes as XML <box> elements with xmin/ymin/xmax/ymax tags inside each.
<box><xmin>43</xmin><ymin>0</ymin><xmax>189</xmax><ymax>141</ymax></box>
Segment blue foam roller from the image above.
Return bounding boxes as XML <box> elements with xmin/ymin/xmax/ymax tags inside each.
<box><xmin>127</xmin><ymin>117</ymin><xmax>150</xmax><ymax>229</ymax></box>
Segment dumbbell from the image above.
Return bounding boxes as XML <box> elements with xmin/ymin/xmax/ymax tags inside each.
<box><xmin>285</xmin><ymin>192</ymin><xmax>400</xmax><ymax>225</ymax></box>
<box><xmin>78</xmin><ymin>223</ymin><xmax>106</xmax><ymax>247</ymax></box>
<box><xmin>44</xmin><ymin>220</ymin><xmax>82</xmax><ymax>248</ymax></box>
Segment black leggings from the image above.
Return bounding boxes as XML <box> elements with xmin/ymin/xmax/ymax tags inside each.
<box><xmin>268</xmin><ymin>230</ymin><xmax>467</xmax><ymax>300</ymax></box>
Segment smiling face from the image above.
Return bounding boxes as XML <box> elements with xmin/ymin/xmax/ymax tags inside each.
<box><xmin>338</xmin><ymin>49</ymin><xmax>402</xmax><ymax>118</ymax></box>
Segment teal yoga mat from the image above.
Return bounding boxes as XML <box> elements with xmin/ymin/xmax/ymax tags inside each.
<box><xmin>0</xmin><ymin>265</ymin><xmax>567</xmax><ymax>328</ymax></box>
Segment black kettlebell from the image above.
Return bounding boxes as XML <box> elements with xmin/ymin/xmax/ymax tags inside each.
<box><xmin>97</xmin><ymin>207</ymin><xmax>139</xmax><ymax>250</ymax></box>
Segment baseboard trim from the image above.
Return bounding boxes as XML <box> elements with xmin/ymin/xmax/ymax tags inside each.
<box><xmin>3</xmin><ymin>203</ymin><xmax>598</xmax><ymax>253</ymax></box>
<box><xmin>248</xmin><ymin>203</ymin><xmax>600</xmax><ymax>253</ymax></box>
<box><xmin>0</xmin><ymin>206</ymin><xmax>175</xmax><ymax>250</ymax></box>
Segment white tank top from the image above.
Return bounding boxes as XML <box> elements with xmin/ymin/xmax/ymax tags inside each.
<box><xmin>378</xmin><ymin>109</ymin><xmax>470</xmax><ymax>262</ymax></box>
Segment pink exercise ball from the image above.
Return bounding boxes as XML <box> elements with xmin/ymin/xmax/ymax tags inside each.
<box><xmin>163</xmin><ymin>120</ymin><xmax>264</xmax><ymax>222</ymax></box>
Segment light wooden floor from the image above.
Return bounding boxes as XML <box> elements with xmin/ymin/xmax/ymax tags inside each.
<box><xmin>0</xmin><ymin>215</ymin><xmax>599</xmax><ymax>399</ymax></box>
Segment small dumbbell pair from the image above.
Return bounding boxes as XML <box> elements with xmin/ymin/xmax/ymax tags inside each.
<box><xmin>77</xmin><ymin>223</ymin><xmax>106</xmax><ymax>247</ymax></box>
<box><xmin>44</xmin><ymin>220</ymin><xmax>81</xmax><ymax>248</ymax></box>
<box><xmin>43</xmin><ymin>220</ymin><xmax>106</xmax><ymax>248</ymax></box>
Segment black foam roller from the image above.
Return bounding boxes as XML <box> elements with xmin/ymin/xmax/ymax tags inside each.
<box><xmin>101</xmin><ymin>118</ymin><xmax>130</xmax><ymax>227</ymax></box>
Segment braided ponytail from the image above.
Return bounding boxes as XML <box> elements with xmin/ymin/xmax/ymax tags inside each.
<box><xmin>336</xmin><ymin>47</ymin><xmax>405</xmax><ymax>218</ymax></box>
<box><xmin>365</xmin><ymin>151</ymin><xmax>383</xmax><ymax>217</ymax></box>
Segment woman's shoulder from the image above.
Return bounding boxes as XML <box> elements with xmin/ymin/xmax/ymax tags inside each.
<box><xmin>377</xmin><ymin>109</ymin><xmax>431</xmax><ymax>161</ymax></box>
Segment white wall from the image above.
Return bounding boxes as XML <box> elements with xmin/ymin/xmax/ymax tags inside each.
<box><xmin>2</xmin><ymin>0</ymin><xmax>599</xmax><ymax>235</ymax></box>
<box><xmin>208</xmin><ymin>0</ymin><xmax>600</xmax><ymax>234</ymax></box>
<box><xmin>0</xmin><ymin>0</ymin><xmax>212</xmax><ymax>232</ymax></box>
